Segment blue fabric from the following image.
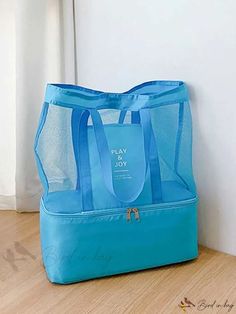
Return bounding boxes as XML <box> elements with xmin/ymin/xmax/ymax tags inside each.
<box><xmin>44</xmin><ymin>181</ymin><xmax>195</xmax><ymax>214</ymax></box>
<box><xmin>34</xmin><ymin>102</ymin><xmax>49</xmax><ymax>194</ymax></box>
<box><xmin>118</xmin><ymin>110</ymin><xmax>162</xmax><ymax>203</ymax></box>
<box><xmin>71</xmin><ymin>109</ymin><xmax>82</xmax><ymax>190</ymax></box>
<box><xmin>44</xmin><ymin>81</ymin><xmax>189</xmax><ymax>110</ymax></box>
<box><xmin>40</xmin><ymin>196</ymin><xmax>198</xmax><ymax>284</ymax></box>
<box><xmin>78</xmin><ymin>110</ymin><xmax>94</xmax><ymax>210</ymax></box>
<box><xmin>34</xmin><ymin>80</ymin><xmax>198</xmax><ymax>284</ymax></box>
<box><xmin>78</xmin><ymin>108</ymin><xmax>162</xmax><ymax>210</ymax></box>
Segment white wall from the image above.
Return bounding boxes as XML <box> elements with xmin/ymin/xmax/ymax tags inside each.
<box><xmin>76</xmin><ymin>0</ymin><xmax>236</xmax><ymax>255</ymax></box>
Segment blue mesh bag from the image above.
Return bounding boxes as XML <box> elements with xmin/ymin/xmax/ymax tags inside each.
<box><xmin>34</xmin><ymin>80</ymin><xmax>198</xmax><ymax>284</ymax></box>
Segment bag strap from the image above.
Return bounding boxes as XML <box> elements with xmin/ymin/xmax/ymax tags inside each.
<box><xmin>78</xmin><ymin>109</ymin><xmax>162</xmax><ymax>210</ymax></box>
<box><xmin>71</xmin><ymin>109</ymin><xmax>82</xmax><ymax>190</ymax></box>
<box><xmin>118</xmin><ymin>110</ymin><xmax>140</xmax><ymax>124</ymax></box>
<box><xmin>78</xmin><ymin>110</ymin><xmax>94</xmax><ymax>210</ymax></box>
<box><xmin>118</xmin><ymin>110</ymin><xmax>162</xmax><ymax>203</ymax></box>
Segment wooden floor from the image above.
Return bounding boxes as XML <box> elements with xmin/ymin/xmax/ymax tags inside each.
<box><xmin>0</xmin><ymin>211</ymin><xmax>236</xmax><ymax>314</ymax></box>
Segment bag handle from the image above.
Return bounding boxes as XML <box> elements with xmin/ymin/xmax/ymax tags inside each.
<box><xmin>78</xmin><ymin>110</ymin><xmax>94</xmax><ymax>210</ymax></box>
<box><xmin>79</xmin><ymin>109</ymin><xmax>162</xmax><ymax>210</ymax></box>
<box><xmin>118</xmin><ymin>110</ymin><xmax>162</xmax><ymax>204</ymax></box>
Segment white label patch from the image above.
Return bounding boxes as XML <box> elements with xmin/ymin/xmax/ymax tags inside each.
<box><xmin>111</xmin><ymin>147</ymin><xmax>131</xmax><ymax>179</ymax></box>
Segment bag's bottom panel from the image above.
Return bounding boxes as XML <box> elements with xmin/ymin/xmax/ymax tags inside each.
<box><xmin>44</xmin><ymin>180</ymin><xmax>195</xmax><ymax>213</ymax></box>
<box><xmin>45</xmin><ymin>255</ymin><xmax>198</xmax><ymax>285</ymax></box>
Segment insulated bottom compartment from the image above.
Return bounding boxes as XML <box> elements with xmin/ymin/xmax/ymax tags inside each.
<box><xmin>40</xmin><ymin>197</ymin><xmax>198</xmax><ymax>284</ymax></box>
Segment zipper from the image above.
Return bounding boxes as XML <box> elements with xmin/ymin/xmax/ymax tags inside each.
<box><xmin>126</xmin><ymin>208</ymin><xmax>132</xmax><ymax>221</ymax></box>
<box><xmin>133</xmin><ymin>208</ymin><xmax>140</xmax><ymax>220</ymax></box>
<box><xmin>42</xmin><ymin>196</ymin><xmax>198</xmax><ymax>219</ymax></box>
<box><xmin>126</xmin><ymin>208</ymin><xmax>140</xmax><ymax>222</ymax></box>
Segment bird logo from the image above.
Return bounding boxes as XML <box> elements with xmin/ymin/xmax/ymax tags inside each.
<box><xmin>14</xmin><ymin>241</ymin><xmax>36</xmax><ymax>260</ymax></box>
<box><xmin>2</xmin><ymin>249</ymin><xmax>26</xmax><ymax>271</ymax></box>
<box><xmin>2</xmin><ymin>242</ymin><xmax>36</xmax><ymax>272</ymax></box>
<box><xmin>178</xmin><ymin>298</ymin><xmax>195</xmax><ymax>312</ymax></box>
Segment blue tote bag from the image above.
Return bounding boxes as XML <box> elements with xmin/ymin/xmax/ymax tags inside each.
<box><xmin>34</xmin><ymin>81</ymin><xmax>198</xmax><ymax>284</ymax></box>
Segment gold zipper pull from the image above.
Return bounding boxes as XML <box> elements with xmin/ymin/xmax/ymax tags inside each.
<box><xmin>132</xmin><ymin>208</ymin><xmax>140</xmax><ymax>221</ymax></box>
<box><xmin>126</xmin><ymin>208</ymin><xmax>132</xmax><ymax>222</ymax></box>
<box><xmin>126</xmin><ymin>208</ymin><xmax>140</xmax><ymax>222</ymax></box>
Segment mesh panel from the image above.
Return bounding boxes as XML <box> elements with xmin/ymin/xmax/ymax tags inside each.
<box><xmin>35</xmin><ymin>82</ymin><xmax>196</xmax><ymax>213</ymax></box>
<box><xmin>37</xmin><ymin>104</ymin><xmax>77</xmax><ymax>192</ymax></box>
<box><xmin>151</xmin><ymin>102</ymin><xmax>194</xmax><ymax>189</ymax></box>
